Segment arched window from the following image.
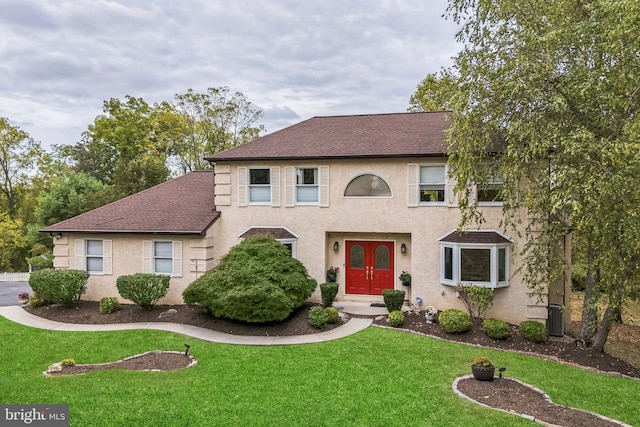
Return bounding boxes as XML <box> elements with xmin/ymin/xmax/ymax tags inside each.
<box><xmin>344</xmin><ymin>174</ymin><xmax>392</xmax><ymax>197</ymax></box>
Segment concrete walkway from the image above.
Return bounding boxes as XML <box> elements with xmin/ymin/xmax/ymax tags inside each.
<box><xmin>0</xmin><ymin>305</ymin><xmax>372</xmax><ymax>346</ymax></box>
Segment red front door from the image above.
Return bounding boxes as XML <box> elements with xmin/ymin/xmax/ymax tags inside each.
<box><xmin>345</xmin><ymin>241</ymin><xmax>395</xmax><ymax>295</ymax></box>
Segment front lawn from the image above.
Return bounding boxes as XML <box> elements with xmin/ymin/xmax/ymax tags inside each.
<box><xmin>1</xmin><ymin>316</ymin><xmax>638</xmax><ymax>426</ymax></box>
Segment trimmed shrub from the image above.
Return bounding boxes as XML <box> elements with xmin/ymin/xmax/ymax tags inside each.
<box><xmin>482</xmin><ymin>318</ymin><xmax>511</xmax><ymax>340</ymax></box>
<box><xmin>455</xmin><ymin>284</ymin><xmax>494</xmax><ymax>324</ymax></box>
<box><xmin>29</xmin><ymin>269</ymin><xmax>88</xmax><ymax>305</ymax></box>
<box><xmin>99</xmin><ymin>297</ymin><xmax>120</xmax><ymax>314</ymax></box>
<box><xmin>309</xmin><ymin>306</ymin><xmax>329</xmax><ymax>328</ymax></box>
<box><xmin>520</xmin><ymin>320</ymin><xmax>548</xmax><ymax>343</ymax></box>
<box><xmin>382</xmin><ymin>289</ymin><xmax>405</xmax><ymax>313</ymax></box>
<box><xmin>324</xmin><ymin>307</ymin><xmax>340</xmax><ymax>323</ymax></box>
<box><xmin>116</xmin><ymin>273</ymin><xmax>170</xmax><ymax>309</ymax></box>
<box><xmin>438</xmin><ymin>309</ymin><xmax>472</xmax><ymax>333</ymax></box>
<box><xmin>183</xmin><ymin>236</ymin><xmax>317</xmax><ymax>323</ymax></box>
<box><xmin>28</xmin><ymin>292</ymin><xmax>46</xmax><ymax>307</ymax></box>
<box><xmin>388</xmin><ymin>310</ymin><xmax>405</xmax><ymax>327</ymax></box>
<box><xmin>320</xmin><ymin>282</ymin><xmax>339</xmax><ymax>307</ymax></box>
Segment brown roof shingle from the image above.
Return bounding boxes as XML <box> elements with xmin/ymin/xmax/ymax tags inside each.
<box><xmin>439</xmin><ymin>230</ymin><xmax>511</xmax><ymax>244</ymax></box>
<box><xmin>205</xmin><ymin>111</ymin><xmax>451</xmax><ymax>162</ymax></box>
<box><xmin>41</xmin><ymin>171</ymin><xmax>219</xmax><ymax>235</ymax></box>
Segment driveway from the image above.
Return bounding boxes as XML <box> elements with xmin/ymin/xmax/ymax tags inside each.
<box><xmin>0</xmin><ymin>282</ymin><xmax>32</xmax><ymax>306</ymax></box>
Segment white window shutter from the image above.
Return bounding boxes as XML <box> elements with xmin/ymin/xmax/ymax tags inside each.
<box><xmin>319</xmin><ymin>166</ymin><xmax>329</xmax><ymax>207</ymax></box>
<box><xmin>445</xmin><ymin>164</ymin><xmax>457</xmax><ymax>207</ymax></box>
<box><xmin>103</xmin><ymin>240</ymin><xmax>112</xmax><ymax>275</ymax></box>
<box><xmin>143</xmin><ymin>241</ymin><xmax>152</xmax><ymax>273</ymax></box>
<box><xmin>407</xmin><ymin>164</ymin><xmax>419</xmax><ymax>207</ymax></box>
<box><xmin>75</xmin><ymin>239</ymin><xmax>85</xmax><ymax>270</ymax></box>
<box><xmin>172</xmin><ymin>241</ymin><xmax>183</xmax><ymax>277</ymax></box>
<box><xmin>237</xmin><ymin>167</ymin><xmax>247</xmax><ymax>207</ymax></box>
<box><xmin>271</xmin><ymin>167</ymin><xmax>281</xmax><ymax>207</ymax></box>
<box><xmin>284</xmin><ymin>166</ymin><xmax>295</xmax><ymax>207</ymax></box>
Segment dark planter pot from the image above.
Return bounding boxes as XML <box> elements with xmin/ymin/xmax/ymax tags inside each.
<box><xmin>471</xmin><ymin>365</ymin><xmax>495</xmax><ymax>381</ymax></box>
<box><xmin>402</xmin><ymin>281</ymin><xmax>411</xmax><ymax>287</ymax></box>
<box><xmin>326</xmin><ymin>275</ymin><xmax>337</xmax><ymax>283</ymax></box>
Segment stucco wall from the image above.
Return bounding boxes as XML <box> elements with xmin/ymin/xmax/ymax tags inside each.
<box><xmin>211</xmin><ymin>158</ymin><xmax>547</xmax><ymax>325</ymax></box>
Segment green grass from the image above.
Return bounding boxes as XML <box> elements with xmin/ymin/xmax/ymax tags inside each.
<box><xmin>1</xmin><ymin>317</ymin><xmax>638</xmax><ymax>426</ymax></box>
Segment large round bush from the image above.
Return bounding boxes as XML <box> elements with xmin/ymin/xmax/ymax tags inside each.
<box><xmin>182</xmin><ymin>236</ymin><xmax>317</xmax><ymax>323</ymax></box>
<box><xmin>438</xmin><ymin>309</ymin><xmax>472</xmax><ymax>333</ymax></box>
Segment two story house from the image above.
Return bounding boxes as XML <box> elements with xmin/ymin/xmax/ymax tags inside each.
<box><xmin>43</xmin><ymin>112</ymin><xmax>566</xmax><ymax>326</ymax></box>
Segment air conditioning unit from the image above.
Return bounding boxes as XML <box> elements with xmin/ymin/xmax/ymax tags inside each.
<box><xmin>547</xmin><ymin>304</ymin><xmax>564</xmax><ymax>336</ymax></box>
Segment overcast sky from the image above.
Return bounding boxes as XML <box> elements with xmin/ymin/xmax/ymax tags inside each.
<box><xmin>0</xmin><ymin>0</ymin><xmax>460</xmax><ymax>150</ymax></box>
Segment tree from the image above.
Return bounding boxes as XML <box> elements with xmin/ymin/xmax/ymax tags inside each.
<box><xmin>408</xmin><ymin>72</ymin><xmax>456</xmax><ymax>112</ymax></box>
<box><xmin>0</xmin><ymin>117</ymin><xmax>43</xmax><ymax>217</ymax></box>
<box><xmin>168</xmin><ymin>87</ymin><xmax>265</xmax><ymax>173</ymax></box>
<box><xmin>0</xmin><ymin>211</ymin><xmax>28</xmax><ymax>271</ymax></box>
<box><xmin>439</xmin><ymin>0</ymin><xmax>640</xmax><ymax>351</ymax></box>
<box><xmin>35</xmin><ymin>172</ymin><xmax>112</xmax><ymax>227</ymax></box>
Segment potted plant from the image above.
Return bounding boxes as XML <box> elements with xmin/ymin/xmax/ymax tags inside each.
<box><xmin>399</xmin><ymin>271</ymin><xmax>411</xmax><ymax>286</ymax></box>
<box><xmin>471</xmin><ymin>356</ymin><xmax>495</xmax><ymax>381</ymax></box>
<box><xmin>425</xmin><ymin>305</ymin><xmax>438</xmax><ymax>323</ymax></box>
<box><xmin>326</xmin><ymin>266</ymin><xmax>339</xmax><ymax>283</ymax></box>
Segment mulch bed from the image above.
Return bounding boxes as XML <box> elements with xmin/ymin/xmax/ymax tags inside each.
<box><xmin>25</xmin><ymin>302</ymin><xmax>638</xmax><ymax>426</ymax></box>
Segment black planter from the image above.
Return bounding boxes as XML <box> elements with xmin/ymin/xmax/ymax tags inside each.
<box><xmin>471</xmin><ymin>365</ymin><xmax>495</xmax><ymax>381</ymax></box>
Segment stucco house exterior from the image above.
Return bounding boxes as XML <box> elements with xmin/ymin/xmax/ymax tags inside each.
<box><xmin>42</xmin><ymin>111</ymin><xmax>569</xmax><ymax>328</ymax></box>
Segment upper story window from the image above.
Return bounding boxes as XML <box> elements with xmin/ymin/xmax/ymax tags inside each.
<box><xmin>344</xmin><ymin>174</ymin><xmax>392</xmax><ymax>197</ymax></box>
<box><xmin>296</xmin><ymin>168</ymin><xmax>318</xmax><ymax>203</ymax></box>
<box><xmin>439</xmin><ymin>230</ymin><xmax>510</xmax><ymax>289</ymax></box>
<box><xmin>249</xmin><ymin>168</ymin><xmax>271</xmax><ymax>203</ymax></box>
<box><xmin>420</xmin><ymin>165</ymin><xmax>445</xmax><ymax>204</ymax></box>
<box><xmin>477</xmin><ymin>173</ymin><xmax>504</xmax><ymax>205</ymax></box>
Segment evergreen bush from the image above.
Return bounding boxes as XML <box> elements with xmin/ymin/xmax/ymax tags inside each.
<box><xmin>482</xmin><ymin>318</ymin><xmax>511</xmax><ymax>339</ymax></box>
<box><xmin>438</xmin><ymin>309</ymin><xmax>472</xmax><ymax>333</ymax></box>
<box><xmin>519</xmin><ymin>320</ymin><xmax>548</xmax><ymax>343</ymax></box>
<box><xmin>116</xmin><ymin>273</ymin><xmax>169</xmax><ymax>309</ymax></box>
<box><xmin>388</xmin><ymin>310</ymin><xmax>405</xmax><ymax>327</ymax></box>
<box><xmin>382</xmin><ymin>289</ymin><xmax>405</xmax><ymax>312</ymax></box>
<box><xmin>182</xmin><ymin>236</ymin><xmax>317</xmax><ymax>323</ymax></box>
<box><xmin>320</xmin><ymin>282</ymin><xmax>339</xmax><ymax>307</ymax></box>
<box><xmin>29</xmin><ymin>269</ymin><xmax>88</xmax><ymax>305</ymax></box>
<box><xmin>324</xmin><ymin>307</ymin><xmax>340</xmax><ymax>323</ymax></box>
<box><xmin>99</xmin><ymin>297</ymin><xmax>120</xmax><ymax>314</ymax></box>
<box><xmin>308</xmin><ymin>306</ymin><xmax>329</xmax><ymax>328</ymax></box>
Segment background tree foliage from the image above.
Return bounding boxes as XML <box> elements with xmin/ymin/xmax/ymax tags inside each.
<box><xmin>436</xmin><ymin>0</ymin><xmax>640</xmax><ymax>350</ymax></box>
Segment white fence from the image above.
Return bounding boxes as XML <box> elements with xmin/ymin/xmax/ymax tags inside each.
<box><xmin>0</xmin><ymin>272</ymin><xmax>30</xmax><ymax>282</ymax></box>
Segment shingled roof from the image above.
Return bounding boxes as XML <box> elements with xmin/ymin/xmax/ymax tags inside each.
<box><xmin>41</xmin><ymin>171</ymin><xmax>219</xmax><ymax>235</ymax></box>
<box><xmin>205</xmin><ymin>111</ymin><xmax>451</xmax><ymax>162</ymax></box>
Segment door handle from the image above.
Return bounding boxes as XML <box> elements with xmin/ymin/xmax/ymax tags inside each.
<box><xmin>366</xmin><ymin>266</ymin><xmax>369</xmax><ymax>280</ymax></box>
<box><xmin>371</xmin><ymin>267</ymin><xmax>374</xmax><ymax>280</ymax></box>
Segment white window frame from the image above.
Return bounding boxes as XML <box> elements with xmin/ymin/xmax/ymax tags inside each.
<box><xmin>477</xmin><ymin>173</ymin><xmax>505</xmax><ymax>206</ymax></box>
<box><xmin>440</xmin><ymin>242</ymin><xmax>509</xmax><ymax>288</ymax></box>
<box><xmin>419</xmin><ymin>165</ymin><xmax>446</xmax><ymax>205</ymax></box>
<box><xmin>153</xmin><ymin>241</ymin><xmax>173</xmax><ymax>275</ymax></box>
<box><xmin>295</xmin><ymin>167</ymin><xmax>319</xmax><ymax>204</ymax></box>
<box><xmin>143</xmin><ymin>240</ymin><xmax>183</xmax><ymax>277</ymax></box>
<box><xmin>279</xmin><ymin>239</ymin><xmax>297</xmax><ymax>257</ymax></box>
<box><xmin>248</xmin><ymin>168</ymin><xmax>271</xmax><ymax>204</ymax></box>
<box><xmin>75</xmin><ymin>239</ymin><xmax>112</xmax><ymax>275</ymax></box>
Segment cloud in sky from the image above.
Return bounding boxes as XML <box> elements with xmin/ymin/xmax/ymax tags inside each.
<box><xmin>0</xmin><ymin>0</ymin><xmax>460</xmax><ymax>148</ymax></box>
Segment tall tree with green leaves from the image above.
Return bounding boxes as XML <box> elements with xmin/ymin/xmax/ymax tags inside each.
<box><xmin>169</xmin><ymin>87</ymin><xmax>265</xmax><ymax>173</ymax></box>
<box><xmin>0</xmin><ymin>117</ymin><xmax>44</xmax><ymax>217</ymax></box>
<box><xmin>437</xmin><ymin>0</ymin><xmax>640</xmax><ymax>351</ymax></box>
<box><xmin>408</xmin><ymin>72</ymin><xmax>456</xmax><ymax>112</ymax></box>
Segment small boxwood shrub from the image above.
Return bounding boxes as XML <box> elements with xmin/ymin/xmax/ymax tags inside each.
<box><xmin>116</xmin><ymin>273</ymin><xmax>170</xmax><ymax>309</ymax></box>
<box><xmin>28</xmin><ymin>292</ymin><xmax>46</xmax><ymax>307</ymax></box>
<box><xmin>99</xmin><ymin>297</ymin><xmax>120</xmax><ymax>314</ymax></box>
<box><xmin>308</xmin><ymin>306</ymin><xmax>329</xmax><ymax>328</ymax></box>
<box><xmin>29</xmin><ymin>269</ymin><xmax>88</xmax><ymax>305</ymax></box>
<box><xmin>324</xmin><ymin>307</ymin><xmax>340</xmax><ymax>323</ymax></box>
<box><xmin>482</xmin><ymin>318</ymin><xmax>511</xmax><ymax>340</ymax></box>
<box><xmin>382</xmin><ymin>289</ymin><xmax>405</xmax><ymax>313</ymax></box>
<box><xmin>320</xmin><ymin>282</ymin><xmax>339</xmax><ymax>307</ymax></box>
<box><xmin>438</xmin><ymin>309</ymin><xmax>472</xmax><ymax>333</ymax></box>
<box><xmin>520</xmin><ymin>320</ymin><xmax>548</xmax><ymax>343</ymax></box>
<box><xmin>388</xmin><ymin>310</ymin><xmax>405</xmax><ymax>327</ymax></box>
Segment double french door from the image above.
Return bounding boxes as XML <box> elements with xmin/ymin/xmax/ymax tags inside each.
<box><xmin>345</xmin><ymin>241</ymin><xmax>394</xmax><ymax>295</ymax></box>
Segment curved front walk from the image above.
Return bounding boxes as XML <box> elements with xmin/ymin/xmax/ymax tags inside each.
<box><xmin>0</xmin><ymin>306</ymin><xmax>372</xmax><ymax>346</ymax></box>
